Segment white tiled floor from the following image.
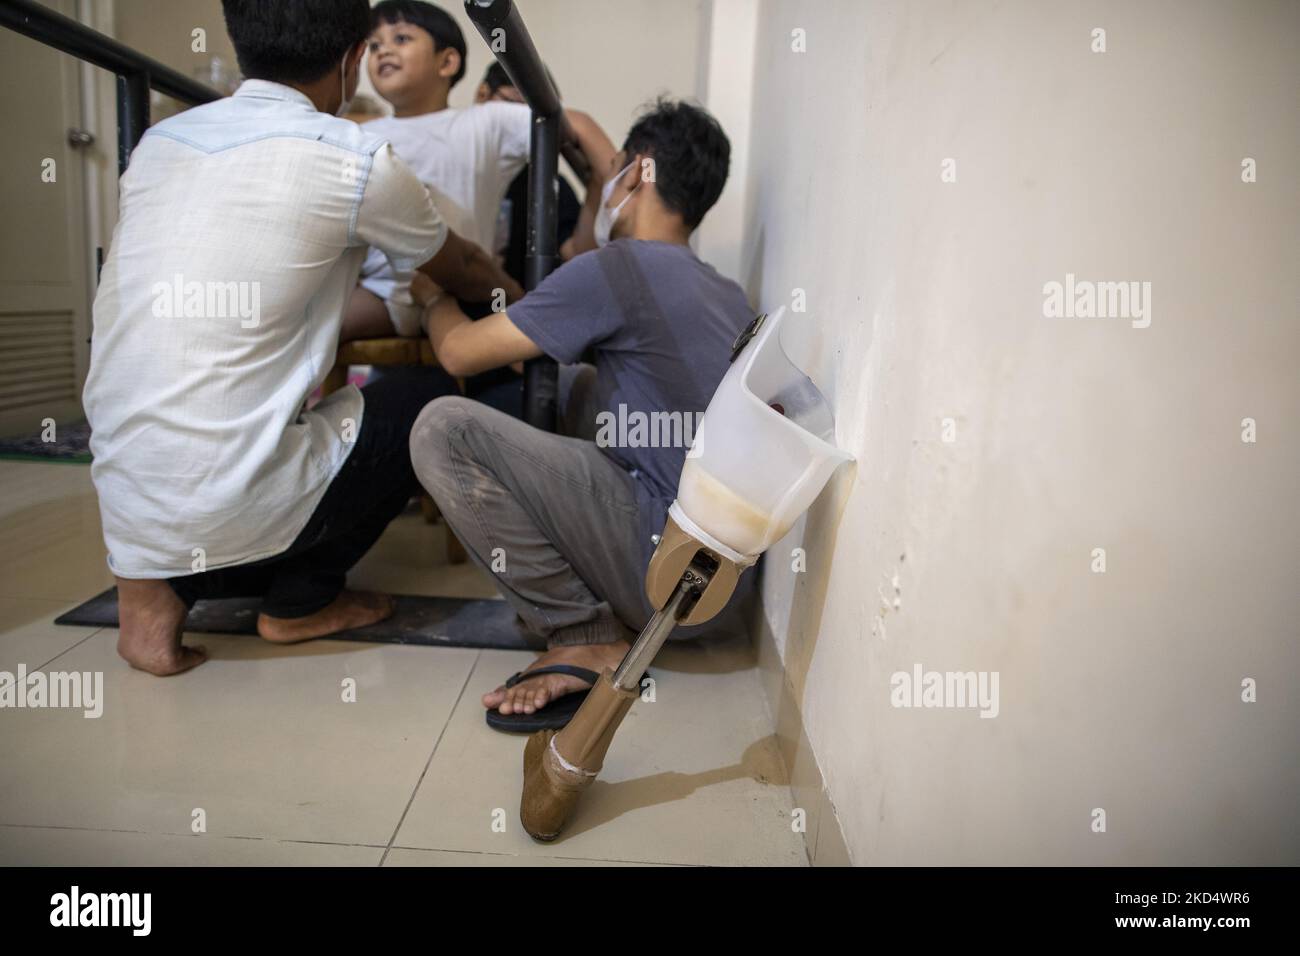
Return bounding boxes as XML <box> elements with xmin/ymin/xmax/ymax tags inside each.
<box><xmin>0</xmin><ymin>461</ymin><xmax>805</xmax><ymax>866</ymax></box>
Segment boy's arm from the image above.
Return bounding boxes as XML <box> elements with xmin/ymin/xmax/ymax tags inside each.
<box><xmin>564</xmin><ymin>159</ymin><xmax>607</xmax><ymax>259</ymax></box>
<box><xmin>425</xmin><ymin>297</ymin><xmax>542</xmax><ymax>378</ymax></box>
<box><xmin>560</xmin><ymin>110</ymin><xmax>617</xmax><ymax>257</ymax></box>
<box><xmin>562</xmin><ymin>109</ymin><xmax>618</xmax><ymax>184</ymax></box>
<box><xmin>497</xmin><ymin>104</ymin><xmax>612</xmax><ymax>258</ymax></box>
<box><xmin>418</xmin><ymin>229</ymin><xmax>524</xmax><ymax>305</ymax></box>
<box><xmin>501</xmin><ymin>101</ymin><xmax>613</xmax><ymax>185</ymax></box>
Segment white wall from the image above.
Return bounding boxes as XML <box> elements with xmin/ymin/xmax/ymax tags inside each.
<box><xmin>692</xmin><ymin>0</ymin><xmax>758</xmax><ymax>282</ymax></box>
<box><xmin>739</xmin><ymin>0</ymin><xmax>1299</xmax><ymax>864</ymax></box>
<box><xmin>114</xmin><ymin>0</ymin><xmax>238</xmax><ymax>87</ymax></box>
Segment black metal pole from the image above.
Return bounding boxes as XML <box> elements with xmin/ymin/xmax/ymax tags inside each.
<box><xmin>524</xmin><ymin>111</ymin><xmax>561</xmax><ymax>430</ymax></box>
<box><xmin>464</xmin><ymin>0</ymin><xmax>560</xmax><ymax>432</ymax></box>
<box><xmin>463</xmin><ymin>0</ymin><xmax>560</xmax><ymax>115</ymax></box>
<box><xmin>116</xmin><ymin>71</ymin><xmax>150</xmax><ymax>175</ymax></box>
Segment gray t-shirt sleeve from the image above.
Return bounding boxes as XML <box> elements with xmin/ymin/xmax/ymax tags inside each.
<box><xmin>506</xmin><ymin>248</ymin><xmax>624</xmax><ymax>363</ymax></box>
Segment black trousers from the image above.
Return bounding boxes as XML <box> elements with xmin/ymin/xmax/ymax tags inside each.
<box><xmin>167</xmin><ymin>368</ymin><xmax>458</xmax><ymax>617</ymax></box>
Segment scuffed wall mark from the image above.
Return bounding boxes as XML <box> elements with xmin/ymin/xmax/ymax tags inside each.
<box><xmin>872</xmin><ymin>556</ymin><xmax>906</xmax><ymax>641</ymax></box>
<box><xmin>877</xmin><ymin>583</ymin><xmax>894</xmax><ymax>613</ymax></box>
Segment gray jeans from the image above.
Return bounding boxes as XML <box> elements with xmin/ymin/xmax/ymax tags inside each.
<box><xmin>409</xmin><ymin>373</ymin><xmax>747</xmax><ymax>648</ymax></box>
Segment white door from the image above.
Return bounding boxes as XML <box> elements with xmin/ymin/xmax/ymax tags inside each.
<box><xmin>0</xmin><ymin>0</ymin><xmax>92</xmax><ymax>439</ymax></box>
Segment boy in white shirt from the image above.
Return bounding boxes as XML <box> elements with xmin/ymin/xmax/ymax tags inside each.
<box><xmin>342</xmin><ymin>0</ymin><xmax>612</xmax><ymax>344</ymax></box>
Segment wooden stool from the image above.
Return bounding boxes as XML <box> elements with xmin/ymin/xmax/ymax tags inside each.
<box><xmin>323</xmin><ymin>337</ymin><xmax>468</xmax><ymax>565</ymax></box>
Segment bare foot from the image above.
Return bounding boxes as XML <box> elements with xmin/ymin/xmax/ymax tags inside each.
<box><xmin>257</xmin><ymin>590</ymin><xmax>395</xmax><ymax>644</ymax></box>
<box><xmin>115</xmin><ymin>577</ymin><xmax>207</xmax><ymax>676</ymax></box>
<box><xmin>482</xmin><ymin>639</ymin><xmax>630</xmax><ymax>715</ymax></box>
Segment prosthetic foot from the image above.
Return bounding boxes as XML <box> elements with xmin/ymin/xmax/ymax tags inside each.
<box><xmin>520</xmin><ymin>522</ymin><xmax>738</xmax><ymax>841</ymax></box>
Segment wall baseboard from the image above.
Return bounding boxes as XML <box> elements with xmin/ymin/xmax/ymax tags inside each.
<box><xmin>753</xmin><ymin>611</ymin><xmax>852</xmax><ymax>866</ymax></box>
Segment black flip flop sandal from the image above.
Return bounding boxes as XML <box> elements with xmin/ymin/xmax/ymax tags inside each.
<box><xmin>484</xmin><ymin>665</ymin><xmax>648</xmax><ymax>733</ymax></box>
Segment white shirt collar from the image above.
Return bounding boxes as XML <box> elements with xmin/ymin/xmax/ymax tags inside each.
<box><xmin>233</xmin><ymin>79</ymin><xmax>317</xmax><ymax>110</ymax></box>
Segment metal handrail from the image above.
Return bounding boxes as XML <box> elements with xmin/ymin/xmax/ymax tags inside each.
<box><xmin>463</xmin><ymin>0</ymin><xmax>560</xmax><ymax>117</ymax></box>
<box><xmin>464</xmin><ymin>0</ymin><xmax>560</xmax><ymax>432</ymax></box>
<box><xmin>0</xmin><ymin>0</ymin><xmax>221</xmax><ymax>173</ymax></box>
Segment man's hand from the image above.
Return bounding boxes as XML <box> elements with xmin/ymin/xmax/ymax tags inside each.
<box><xmin>419</xmin><ymin>229</ymin><xmax>524</xmax><ymax>306</ymax></box>
<box><xmin>410</xmin><ymin>271</ymin><xmax>441</xmax><ymax>309</ymax></box>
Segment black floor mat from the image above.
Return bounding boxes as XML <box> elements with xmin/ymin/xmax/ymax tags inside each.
<box><xmin>0</xmin><ymin>418</ymin><xmax>92</xmax><ymax>462</ymax></box>
<box><xmin>54</xmin><ymin>588</ymin><xmax>543</xmax><ymax>650</ymax></box>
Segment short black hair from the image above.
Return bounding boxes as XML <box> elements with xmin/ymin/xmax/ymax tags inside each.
<box><xmin>482</xmin><ymin>61</ymin><xmax>511</xmax><ymax>95</ymax></box>
<box><xmin>481</xmin><ymin>61</ymin><xmax>561</xmax><ymax>99</ymax></box>
<box><xmin>622</xmin><ymin>98</ymin><xmax>730</xmax><ymax>230</ymax></box>
<box><xmin>222</xmin><ymin>0</ymin><xmax>371</xmax><ymax>85</ymax></box>
<box><xmin>371</xmin><ymin>0</ymin><xmax>467</xmax><ymax>88</ymax></box>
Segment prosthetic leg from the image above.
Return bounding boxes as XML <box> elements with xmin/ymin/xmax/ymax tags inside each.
<box><xmin>520</xmin><ymin>516</ymin><xmax>745</xmax><ymax>840</ymax></box>
<box><xmin>519</xmin><ymin>308</ymin><xmax>854</xmax><ymax>841</ymax></box>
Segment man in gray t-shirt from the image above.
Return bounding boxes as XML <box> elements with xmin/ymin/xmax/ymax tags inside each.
<box><xmin>508</xmin><ymin>237</ymin><xmax>752</xmax><ymax>569</ymax></box>
<box><xmin>410</xmin><ymin>99</ymin><xmax>754</xmax><ymax>729</ymax></box>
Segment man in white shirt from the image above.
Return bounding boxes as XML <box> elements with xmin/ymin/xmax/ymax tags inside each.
<box><xmin>82</xmin><ymin>0</ymin><xmax>520</xmax><ymax>676</ymax></box>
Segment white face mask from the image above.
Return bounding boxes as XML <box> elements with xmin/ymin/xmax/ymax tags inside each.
<box><xmin>594</xmin><ymin>161</ymin><xmax>637</xmax><ymax>247</ymax></box>
<box><xmin>336</xmin><ymin>51</ymin><xmax>355</xmax><ymax>117</ymax></box>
